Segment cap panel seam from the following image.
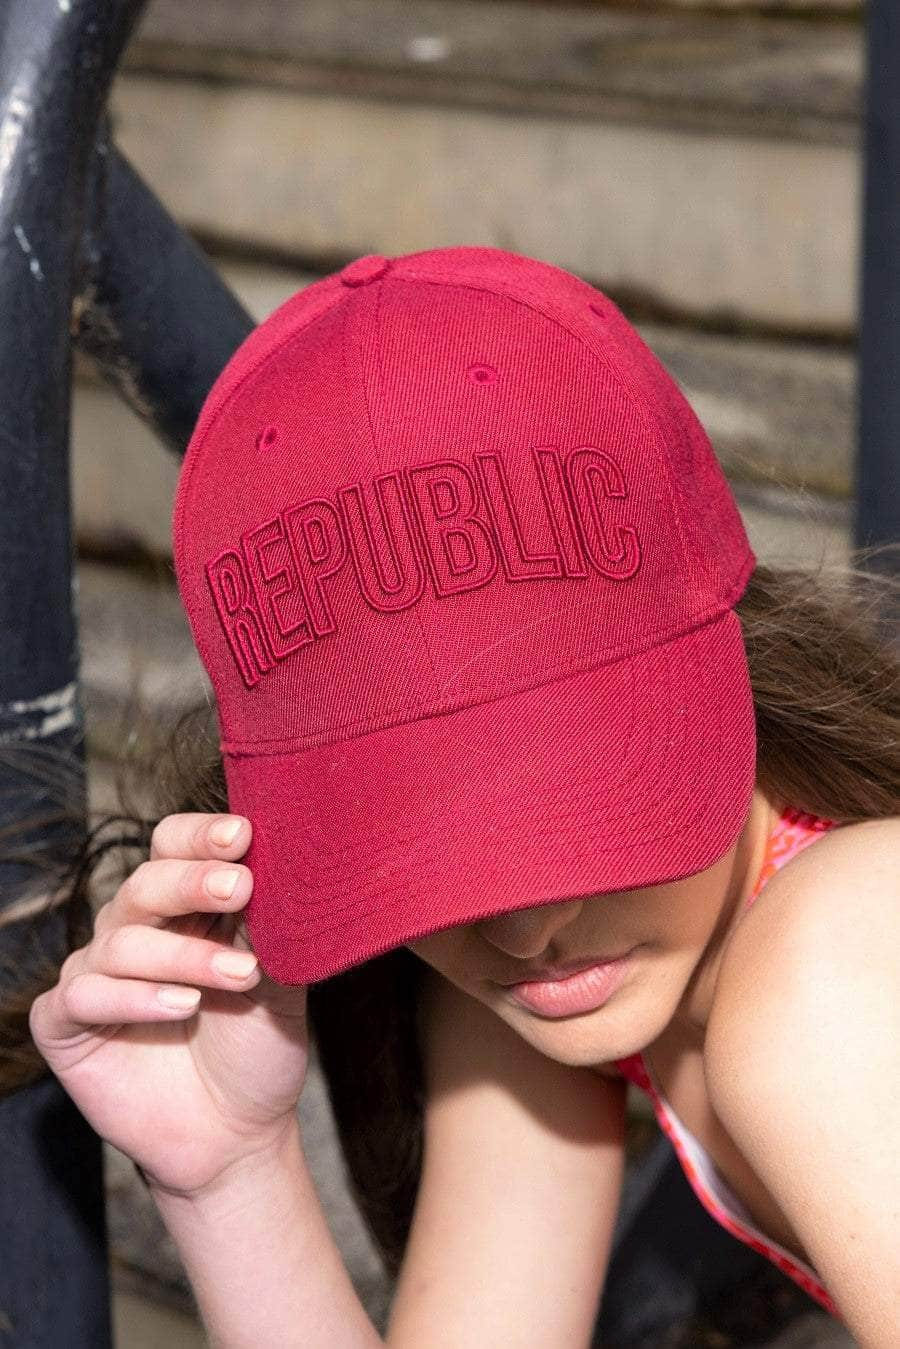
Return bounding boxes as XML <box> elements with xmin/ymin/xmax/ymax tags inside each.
<box><xmin>172</xmin><ymin>286</ymin><xmax>352</xmax><ymax>714</ymax></box>
<box><xmin>173</xmin><ymin>285</ymin><xmax>350</xmax><ymax>588</ymax></box>
<box><xmin>367</xmin><ymin>276</ymin><xmax>442</xmax><ymax>698</ymax></box>
<box><xmin>392</xmin><ymin>269</ymin><xmax>724</xmax><ymax>594</ymax></box>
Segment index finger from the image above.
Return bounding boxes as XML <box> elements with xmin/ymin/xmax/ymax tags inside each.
<box><xmin>149</xmin><ymin>812</ymin><xmax>251</xmax><ymax>862</ymax></box>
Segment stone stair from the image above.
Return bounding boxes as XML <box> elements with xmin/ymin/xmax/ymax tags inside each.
<box><xmin>72</xmin><ymin>256</ymin><xmax>855</xmax><ymax>565</ymax></box>
<box><xmin>112</xmin><ymin>0</ymin><xmax>862</xmax><ymax>334</ymax></box>
<box><xmin>76</xmin><ymin>0</ymin><xmax>861</xmax><ymax>572</ymax></box>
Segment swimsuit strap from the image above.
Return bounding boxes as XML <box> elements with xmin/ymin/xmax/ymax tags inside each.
<box><xmin>610</xmin><ymin>800</ymin><xmax>846</xmax><ymax>1322</ymax></box>
<box><xmin>745</xmin><ymin>802</ymin><xmax>841</xmax><ymax>909</ymax></box>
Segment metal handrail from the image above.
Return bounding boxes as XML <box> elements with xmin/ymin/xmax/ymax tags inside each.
<box><xmin>0</xmin><ymin>3</ymin><xmax>250</xmax><ymax>1342</ymax></box>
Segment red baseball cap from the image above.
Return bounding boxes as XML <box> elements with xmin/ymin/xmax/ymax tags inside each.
<box><xmin>172</xmin><ymin>246</ymin><xmax>758</xmax><ymax>985</ymax></box>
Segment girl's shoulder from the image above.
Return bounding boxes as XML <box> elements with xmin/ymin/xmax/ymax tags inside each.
<box><xmin>738</xmin><ymin>809</ymin><xmax>900</xmax><ymax>944</ymax></box>
<box><xmin>603</xmin><ymin>810</ymin><xmax>900</xmax><ymax>1084</ymax></box>
<box><xmin>705</xmin><ymin>808</ymin><xmax>900</xmax><ymax>1086</ymax></box>
<box><xmin>702</xmin><ymin>813</ymin><xmax>900</xmax><ymax>1338</ymax></box>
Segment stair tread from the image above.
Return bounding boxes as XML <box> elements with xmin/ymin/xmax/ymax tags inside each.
<box><xmin>129</xmin><ymin>0</ymin><xmax>861</xmax><ymax>142</ymax></box>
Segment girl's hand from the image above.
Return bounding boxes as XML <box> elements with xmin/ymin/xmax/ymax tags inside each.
<box><xmin>29</xmin><ymin>813</ymin><xmax>310</xmax><ymax>1199</ymax></box>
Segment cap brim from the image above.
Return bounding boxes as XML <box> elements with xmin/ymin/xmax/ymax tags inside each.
<box><xmin>225</xmin><ymin>608</ymin><xmax>757</xmax><ymax>984</ymax></box>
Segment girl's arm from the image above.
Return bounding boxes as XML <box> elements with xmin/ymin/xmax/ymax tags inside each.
<box><xmin>146</xmin><ymin>1121</ymin><xmax>383</xmax><ymax>1349</ymax></box>
<box><xmin>150</xmin><ymin>967</ymin><xmax>629</xmax><ymax>1349</ymax></box>
<box><xmin>705</xmin><ymin>817</ymin><xmax>900</xmax><ymax>1349</ymax></box>
<box><xmin>386</xmin><ymin>968</ymin><xmax>627</xmax><ymax>1346</ymax></box>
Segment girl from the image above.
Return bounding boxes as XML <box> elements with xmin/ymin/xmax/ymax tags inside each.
<box><xmin>17</xmin><ymin>246</ymin><xmax>900</xmax><ymax>1348</ymax></box>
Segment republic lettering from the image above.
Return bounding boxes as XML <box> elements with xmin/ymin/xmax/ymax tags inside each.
<box><xmin>204</xmin><ymin>444</ymin><xmax>643</xmax><ymax>688</ymax></box>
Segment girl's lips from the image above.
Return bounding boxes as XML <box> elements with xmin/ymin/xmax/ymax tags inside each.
<box><xmin>502</xmin><ymin>951</ymin><xmax>636</xmax><ymax>1017</ymax></box>
<box><xmin>498</xmin><ymin>953</ymin><xmax>628</xmax><ymax>984</ymax></box>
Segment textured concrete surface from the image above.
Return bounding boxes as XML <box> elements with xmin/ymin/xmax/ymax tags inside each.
<box><xmin>72</xmin><ymin>258</ymin><xmax>855</xmax><ymax>562</ymax></box>
<box><xmin>110</xmin><ymin>73</ymin><xmax>858</xmax><ymax>333</ymax></box>
<box><xmin>112</xmin><ymin>1290</ymin><xmax>207</xmax><ymax>1349</ymax></box>
<box><xmin>115</xmin><ymin>0</ymin><xmax>861</xmax><ymax>332</ymax></box>
<box><xmin>129</xmin><ymin>0</ymin><xmax>860</xmax><ymax>142</ymax></box>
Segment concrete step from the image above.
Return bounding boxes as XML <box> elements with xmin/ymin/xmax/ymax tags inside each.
<box><xmin>537</xmin><ymin>0</ymin><xmax>858</xmax><ymax>9</ymax></box>
<box><xmin>72</xmin><ymin>257</ymin><xmax>854</xmax><ymax>562</ymax></box>
<box><xmin>111</xmin><ymin>1287</ymin><xmax>206</xmax><ymax>1349</ymax></box>
<box><xmin>113</xmin><ymin>0</ymin><xmax>861</xmax><ymax>334</ymax></box>
<box><xmin>127</xmin><ymin>0</ymin><xmax>859</xmax><ymax>144</ymax></box>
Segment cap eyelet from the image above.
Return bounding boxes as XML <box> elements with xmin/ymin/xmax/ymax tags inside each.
<box><xmin>467</xmin><ymin>363</ymin><xmax>498</xmax><ymax>385</ymax></box>
<box><xmin>256</xmin><ymin>425</ymin><xmax>278</xmax><ymax>451</ymax></box>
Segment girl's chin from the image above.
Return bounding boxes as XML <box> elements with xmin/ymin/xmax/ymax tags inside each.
<box><xmin>505</xmin><ymin>976</ymin><xmax>684</xmax><ymax>1066</ymax></box>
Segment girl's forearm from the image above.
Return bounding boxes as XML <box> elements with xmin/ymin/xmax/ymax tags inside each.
<box><xmin>146</xmin><ymin>1122</ymin><xmax>384</xmax><ymax>1349</ymax></box>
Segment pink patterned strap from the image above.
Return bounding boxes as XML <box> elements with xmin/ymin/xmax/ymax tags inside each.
<box><xmin>745</xmin><ymin>804</ymin><xmax>839</xmax><ymax>909</ymax></box>
<box><xmin>617</xmin><ymin>1051</ymin><xmax>842</xmax><ymax>1319</ymax></box>
<box><xmin>610</xmin><ymin>804</ymin><xmax>845</xmax><ymax>1321</ymax></box>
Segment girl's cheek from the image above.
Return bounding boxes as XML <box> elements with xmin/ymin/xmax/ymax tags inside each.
<box><xmin>407</xmin><ymin>936</ymin><xmax>474</xmax><ymax>991</ymax></box>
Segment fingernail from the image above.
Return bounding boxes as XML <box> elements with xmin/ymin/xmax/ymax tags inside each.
<box><xmin>158</xmin><ymin>986</ymin><xmax>201</xmax><ymax>1010</ymax></box>
<box><xmin>207</xmin><ymin>869</ymin><xmax>240</xmax><ymax>899</ymax></box>
<box><xmin>212</xmin><ymin>951</ymin><xmax>258</xmax><ymax>979</ymax></box>
<box><xmin>210</xmin><ymin>817</ymin><xmax>243</xmax><ymax>847</ymax></box>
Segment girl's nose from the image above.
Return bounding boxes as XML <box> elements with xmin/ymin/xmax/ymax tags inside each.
<box><xmin>472</xmin><ymin>898</ymin><xmax>585</xmax><ymax>961</ymax></box>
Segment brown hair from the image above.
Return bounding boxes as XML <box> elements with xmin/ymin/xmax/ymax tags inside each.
<box><xmin>2</xmin><ymin>547</ymin><xmax>898</xmax><ymax>1280</ymax></box>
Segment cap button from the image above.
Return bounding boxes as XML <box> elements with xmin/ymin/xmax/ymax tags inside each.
<box><xmin>340</xmin><ymin>254</ymin><xmax>390</xmax><ymax>287</ymax></box>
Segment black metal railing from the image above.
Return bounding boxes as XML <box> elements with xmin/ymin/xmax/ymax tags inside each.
<box><xmin>0</xmin><ymin>2</ymin><xmax>251</xmax><ymax>1342</ymax></box>
<box><xmin>857</xmin><ymin>0</ymin><xmax>900</xmax><ymax>562</ymax></box>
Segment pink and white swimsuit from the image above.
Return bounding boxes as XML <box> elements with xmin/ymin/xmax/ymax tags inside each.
<box><xmin>613</xmin><ymin>804</ymin><xmax>843</xmax><ymax>1320</ymax></box>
